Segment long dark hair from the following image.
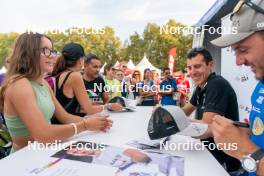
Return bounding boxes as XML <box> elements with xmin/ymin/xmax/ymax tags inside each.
<box><xmin>143</xmin><ymin>68</ymin><xmax>151</xmax><ymax>80</ymax></box>
<box><xmin>51</xmin><ymin>56</ymin><xmax>77</xmax><ymax>76</ymax></box>
<box><xmin>0</xmin><ymin>32</ymin><xmax>52</xmax><ymax>112</ymax></box>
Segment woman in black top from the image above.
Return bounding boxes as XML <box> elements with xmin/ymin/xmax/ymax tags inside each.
<box><xmin>51</xmin><ymin>42</ymin><xmax>122</xmax><ymax>124</ymax></box>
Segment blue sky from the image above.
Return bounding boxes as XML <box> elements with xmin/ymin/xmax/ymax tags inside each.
<box><xmin>0</xmin><ymin>0</ymin><xmax>216</xmax><ymax>41</ymax></box>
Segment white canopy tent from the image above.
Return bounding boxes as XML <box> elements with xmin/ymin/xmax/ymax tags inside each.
<box><xmin>100</xmin><ymin>62</ymin><xmax>107</xmax><ymax>74</ymax></box>
<box><xmin>127</xmin><ymin>59</ymin><xmax>135</xmax><ymax>70</ymax></box>
<box><xmin>134</xmin><ymin>55</ymin><xmax>161</xmax><ymax>77</ymax></box>
<box><xmin>114</xmin><ymin>61</ymin><xmax>120</xmax><ymax>68</ymax></box>
<box><xmin>0</xmin><ymin>67</ymin><xmax>7</xmax><ymax>74</ymax></box>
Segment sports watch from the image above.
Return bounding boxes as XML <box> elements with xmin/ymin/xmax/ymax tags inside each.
<box><xmin>241</xmin><ymin>148</ymin><xmax>264</xmax><ymax>172</ymax></box>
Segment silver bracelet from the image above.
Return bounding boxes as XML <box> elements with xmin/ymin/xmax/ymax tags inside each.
<box><xmin>103</xmin><ymin>103</ymin><xmax>111</xmax><ymax>110</ymax></box>
<box><xmin>70</xmin><ymin>123</ymin><xmax>78</xmax><ymax>136</ymax></box>
<box><xmin>106</xmin><ymin>103</ymin><xmax>112</xmax><ymax>110</ymax></box>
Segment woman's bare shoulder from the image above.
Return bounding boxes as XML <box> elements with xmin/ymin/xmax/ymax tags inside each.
<box><xmin>5</xmin><ymin>77</ymin><xmax>33</xmax><ymax>97</ymax></box>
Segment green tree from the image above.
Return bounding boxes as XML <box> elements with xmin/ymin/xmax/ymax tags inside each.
<box><xmin>120</xmin><ymin>32</ymin><xmax>145</xmax><ymax>64</ymax></box>
<box><xmin>0</xmin><ymin>33</ymin><xmax>19</xmax><ymax>66</ymax></box>
<box><xmin>122</xmin><ymin>19</ymin><xmax>193</xmax><ymax>71</ymax></box>
<box><xmin>48</xmin><ymin>26</ymin><xmax>121</xmax><ymax>64</ymax></box>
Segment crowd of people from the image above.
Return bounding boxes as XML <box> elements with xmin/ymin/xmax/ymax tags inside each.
<box><xmin>57</xmin><ymin>51</ymin><xmax>192</xmax><ymax>108</ymax></box>
<box><xmin>0</xmin><ymin>0</ymin><xmax>264</xmax><ymax>175</ymax></box>
<box><xmin>98</xmin><ymin>63</ymin><xmax>190</xmax><ymax>107</ymax></box>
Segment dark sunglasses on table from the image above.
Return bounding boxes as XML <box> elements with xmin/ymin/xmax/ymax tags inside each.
<box><xmin>39</xmin><ymin>47</ymin><xmax>58</xmax><ymax>57</ymax></box>
<box><xmin>231</xmin><ymin>0</ymin><xmax>264</xmax><ymax>19</ymax></box>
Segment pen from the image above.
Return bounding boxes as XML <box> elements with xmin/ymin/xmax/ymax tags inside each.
<box><xmin>162</xmin><ymin>136</ymin><xmax>170</xmax><ymax>144</ymax></box>
<box><xmin>233</xmin><ymin>121</ymin><xmax>250</xmax><ymax>128</ymax></box>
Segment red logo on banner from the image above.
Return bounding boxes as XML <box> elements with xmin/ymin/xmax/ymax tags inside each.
<box><xmin>168</xmin><ymin>48</ymin><xmax>177</xmax><ymax>73</ymax></box>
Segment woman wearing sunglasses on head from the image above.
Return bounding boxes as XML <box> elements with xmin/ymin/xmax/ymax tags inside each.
<box><xmin>0</xmin><ymin>33</ymin><xmax>113</xmax><ymax>153</ymax></box>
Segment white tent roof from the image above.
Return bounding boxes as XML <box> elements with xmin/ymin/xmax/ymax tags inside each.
<box><xmin>0</xmin><ymin>67</ymin><xmax>7</xmax><ymax>74</ymax></box>
<box><xmin>100</xmin><ymin>62</ymin><xmax>107</xmax><ymax>74</ymax></box>
<box><xmin>114</xmin><ymin>61</ymin><xmax>120</xmax><ymax>68</ymax></box>
<box><xmin>127</xmin><ymin>59</ymin><xmax>135</xmax><ymax>70</ymax></box>
<box><xmin>134</xmin><ymin>55</ymin><xmax>161</xmax><ymax>77</ymax></box>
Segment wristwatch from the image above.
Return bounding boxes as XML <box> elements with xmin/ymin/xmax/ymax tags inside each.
<box><xmin>241</xmin><ymin>148</ymin><xmax>264</xmax><ymax>172</ymax></box>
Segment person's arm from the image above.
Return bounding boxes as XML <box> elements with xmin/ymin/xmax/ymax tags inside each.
<box><xmin>211</xmin><ymin>117</ymin><xmax>264</xmax><ymax>176</ymax></box>
<box><xmin>158</xmin><ymin>90</ymin><xmax>174</xmax><ymax>96</ymax></box>
<box><xmin>182</xmin><ymin>102</ymin><xmax>195</xmax><ymax>116</ymax></box>
<box><xmin>44</xmin><ymin>81</ymin><xmax>112</xmax><ymax>131</ymax></box>
<box><xmin>141</xmin><ymin>91</ymin><xmax>156</xmax><ymax>98</ymax></box>
<box><xmin>102</xmin><ymin>92</ymin><xmax>110</xmax><ymax>104</ymax></box>
<box><xmin>69</xmin><ymin>72</ymin><xmax>105</xmax><ymax>114</ymax></box>
<box><xmin>182</xmin><ymin>87</ymin><xmax>198</xmax><ymax>116</ymax></box>
<box><xmin>158</xmin><ymin>86</ymin><xmax>175</xmax><ymax>96</ymax></box>
<box><xmin>186</xmin><ymin>80</ymin><xmax>190</xmax><ymax>94</ymax></box>
<box><xmin>138</xmin><ymin>80</ymin><xmax>156</xmax><ymax>97</ymax></box>
<box><xmin>257</xmin><ymin>159</ymin><xmax>264</xmax><ymax>175</ymax></box>
<box><xmin>100</xmin><ymin>78</ymin><xmax>110</xmax><ymax>104</ymax></box>
<box><xmin>211</xmin><ymin>116</ymin><xmax>261</xmax><ymax>162</ymax></box>
<box><xmin>139</xmin><ymin>88</ymin><xmax>151</xmax><ymax>97</ymax></box>
<box><xmin>178</xmin><ymin>89</ymin><xmax>187</xmax><ymax>97</ymax></box>
<box><xmin>7</xmin><ymin>78</ymin><xmax>89</xmax><ymax>143</ymax></box>
<box><xmin>52</xmin><ymin>95</ymin><xmax>112</xmax><ymax>132</ymax></box>
<box><xmin>180</xmin><ymin>87</ymin><xmax>213</xmax><ymax>139</ymax></box>
<box><xmin>201</xmin><ymin>112</ymin><xmax>221</xmax><ymax>124</ymax></box>
<box><xmin>139</xmin><ymin>90</ymin><xmax>156</xmax><ymax>97</ymax></box>
<box><xmin>191</xmin><ymin>112</ymin><xmax>220</xmax><ymax>139</ymax></box>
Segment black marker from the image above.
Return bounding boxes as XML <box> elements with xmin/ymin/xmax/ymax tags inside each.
<box><xmin>233</xmin><ymin>121</ymin><xmax>250</xmax><ymax>128</ymax></box>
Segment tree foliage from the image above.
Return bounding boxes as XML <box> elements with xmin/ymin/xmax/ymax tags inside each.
<box><xmin>0</xmin><ymin>33</ymin><xmax>19</xmax><ymax>66</ymax></box>
<box><xmin>121</xmin><ymin>19</ymin><xmax>193</xmax><ymax>71</ymax></box>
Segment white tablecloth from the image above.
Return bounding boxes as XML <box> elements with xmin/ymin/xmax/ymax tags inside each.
<box><xmin>0</xmin><ymin>106</ymin><xmax>229</xmax><ymax>176</ymax></box>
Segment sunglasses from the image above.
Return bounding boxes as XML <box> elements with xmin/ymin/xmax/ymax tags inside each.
<box><xmin>40</xmin><ymin>47</ymin><xmax>57</xmax><ymax>57</ymax></box>
<box><xmin>231</xmin><ymin>0</ymin><xmax>264</xmax><ymax>19</ymax></box>
<box><xmin>164</xmin><ymin>72</ymin><xmax>170</xmax><ymax>75</ymax></box>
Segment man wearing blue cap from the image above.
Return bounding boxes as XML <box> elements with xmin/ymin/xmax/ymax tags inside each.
<box><xmin>211</xmin><ymin>0</ymin><xmax>264</xmax><ymax>175</ymax></box>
